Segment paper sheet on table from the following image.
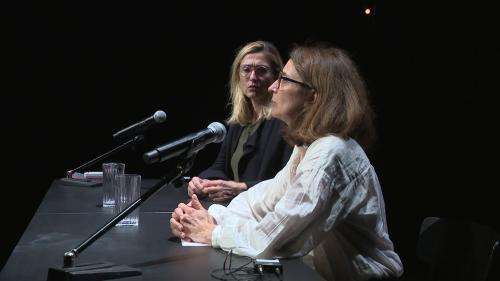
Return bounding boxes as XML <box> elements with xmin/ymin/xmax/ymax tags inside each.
<box><xmin>181</xmin><ymin>239</ymin><xmax>209</xmax><ymax>247</ymax></box>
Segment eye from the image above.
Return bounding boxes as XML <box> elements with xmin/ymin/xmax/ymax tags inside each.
<box><xmin>240</xmin><ymin>65</ymin><xmax>252</xmax><ymax>73</ymax></box>
<box><xmin>258</xmin><ymin>66</ymin><xmax>272</xmax><ymax>75</ymax></box>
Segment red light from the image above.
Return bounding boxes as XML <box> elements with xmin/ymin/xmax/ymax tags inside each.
<box><xmin>364</xmin><ymin>8</ymin><xmax>371</xmax><ymax>15</ymax></box>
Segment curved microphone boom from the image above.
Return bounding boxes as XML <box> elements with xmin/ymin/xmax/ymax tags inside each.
<box><xmin>143</xmin><ymin>122</ymin><xmax>226</xmax><ymax>165</ymax></box>
<box><xmin>113</xmin><ymin>110</ymin><xmax>167</xmax><ymax>140</ymax></box>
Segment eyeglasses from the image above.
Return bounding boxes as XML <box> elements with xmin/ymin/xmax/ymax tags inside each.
<box><xmin>239</xmin><ymin>64</ymin><xmax>274</xmax><ymax>78</ymax></box>
<box><xmin>277</xmin><ymin>72</ymin><xmax>314</xmax><ymax>90</ymax></box>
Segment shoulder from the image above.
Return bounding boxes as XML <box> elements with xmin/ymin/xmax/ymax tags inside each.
<box><xmin>259</xmin><ymin>118</ymin><xmax>286</xmax><ymax>138</ymax></box>
<box><xmin>225</xmin><ymin>122</ymin><xmax>244</xmax><ymax>136</ymax></box>
<box><xmin>265</xmin><ymin>117</ymin><xmax>286</xmax><ymax>126</ymax></box>
<box><xmin>304</xmin><ymin>136</ymin><xmax>371</xmax><ymax>173</ymax></box>
<box><xmin>226</xmin><ymin>122</ymin><xmax>243</xmax><ymax>130</ymax></box>
<box><xmin>306</xmin><ymin>135</ymin><xmax>348</xmax><ymax>156</ymax></box>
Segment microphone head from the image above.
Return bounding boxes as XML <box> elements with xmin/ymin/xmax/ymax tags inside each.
<box><xmin>153</xmin><ymin>110</ymin><xmax>167</xmax><ymax>123</ymax></box>
<box><xmin>207</xmin><ymin>122</ymin><xmax>226</xmax><ymax>143</ymax></box>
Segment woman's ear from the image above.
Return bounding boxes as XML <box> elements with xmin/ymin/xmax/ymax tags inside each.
<box><xmin>307</xmin><ymin>90</ymin><xmax>317</xmax><ymax>104</ymax></box>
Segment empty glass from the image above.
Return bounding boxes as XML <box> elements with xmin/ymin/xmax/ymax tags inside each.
<box><xmin>102</xmin><ymin>163</ymin><xmax>125</xmax><ymax>207</ymax></box>
<box><xmin>114</xmin><ymin>174</ymin><xmax>141</xmax><ymax>226</ymax></box>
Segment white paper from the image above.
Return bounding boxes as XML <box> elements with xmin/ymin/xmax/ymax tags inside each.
<box><xmin>84</xmin><ymin>171</ymin><xmax>103</xmax><ymax>180</ymax></box>
<box><xmin>181</xmin><ymin>239</ymin><xmax>209</xmax><ymax>247</ymax></box>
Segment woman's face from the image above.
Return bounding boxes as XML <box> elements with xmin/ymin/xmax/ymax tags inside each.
<box><xmin>238</xmin><ymin>52</ymin><xmax>276</xmax><ymax>101</ymax></box>
<box><xmin>269</xmin><ymin>60</ymin><xmax>314</xmax><ymax>126</ymax></box>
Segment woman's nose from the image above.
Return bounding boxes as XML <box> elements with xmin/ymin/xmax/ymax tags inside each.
<box><xmin>269</xmin><ymin>80</ymin><xmax>278</xmax><ymax>94</ymax></box>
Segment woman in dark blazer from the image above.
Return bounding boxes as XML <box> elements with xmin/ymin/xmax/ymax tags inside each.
<box><xmin>188</xmin><ymin>41</ymin><xmax>292</xmax><ymax>202</ymax></box>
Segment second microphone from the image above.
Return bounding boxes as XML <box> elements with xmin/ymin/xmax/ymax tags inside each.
<box><xmin>143</xmin><ymin>122</ymin><xmax>227</xmax><ymax>165</ymax></box>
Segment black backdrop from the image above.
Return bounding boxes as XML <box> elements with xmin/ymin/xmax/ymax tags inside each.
<box><xmin>6</xmin><ymin>0</ymin><xmax>498</xmax><ymax>277</ymax></box>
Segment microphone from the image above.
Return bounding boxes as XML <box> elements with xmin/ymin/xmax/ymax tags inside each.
<box><xmin>113</xmin><ymin>110</ymin><xmax>167</xmax><ymax>140</ymax></box>
<box><xmin>143</xmin><ymin>122</ymin><xmax>226</xmax><ymax>164</ymax></box>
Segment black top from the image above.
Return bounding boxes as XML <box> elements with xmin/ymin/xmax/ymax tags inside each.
<box><xmin>198</xmin><ymin>118</ymin><xmax>293</xmax><ymax>188</ymax></box>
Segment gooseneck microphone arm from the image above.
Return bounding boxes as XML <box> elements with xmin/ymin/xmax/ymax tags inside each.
<box><xmin>63</xmin><ymin>160</ymin><xmax>190</xmax><ymax>267</ymax></box>
<box><xmin>66</xmin><ymin>135</ymin><xmax>144</xmax><ymax>178</ymax></box>
<box><xmin>49</xmin><ymin>154</ymin><xmax>198</xmax><ymax>281</ymax></box>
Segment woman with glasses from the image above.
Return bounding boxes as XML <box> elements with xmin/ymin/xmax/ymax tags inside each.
<box><xmin>172</xmin><ymin>43</ymin><xmax>403</xmax><ymax>281</ymax></box>
<box><xmin>188</xmin><ymin>41</ymin><xmax>292</xmax><ymax>202</ymax></box>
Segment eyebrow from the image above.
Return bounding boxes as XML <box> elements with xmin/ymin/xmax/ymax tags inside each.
<box><xmin>241</xmin><ymin>64</ymin><xmax>271</xmax><ymax>68</ymax></box>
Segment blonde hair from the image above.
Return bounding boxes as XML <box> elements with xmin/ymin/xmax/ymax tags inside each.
<box><xmin>284</xmin><ymin>43</ymin><xmax>376</xmax><ymax>149</ymax></box>
<box><xmin>227</xmin><ymin>41</ymin><xmax>283</xmax><ymax>125</ymax></box>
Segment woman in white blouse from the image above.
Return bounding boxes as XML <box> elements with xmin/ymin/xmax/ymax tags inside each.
<box><xmin>170</xmin><ymin>44</ymin><xmax>403</xmax><ymax>281</ymax></box>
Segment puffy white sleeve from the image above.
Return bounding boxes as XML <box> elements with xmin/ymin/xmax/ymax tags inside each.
<box><xmin>208</xmin><ymin>141</ymin><xmax>362</xmax><ymax>258</ymax></box>
<box><xmin>208</xmin><ymin>146</ymin><xmax>295</xmax><ymax>228</ymax></box>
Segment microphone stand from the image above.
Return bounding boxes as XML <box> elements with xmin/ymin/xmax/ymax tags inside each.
<box><xmin>47</xmin><ymin>155</ymin><xmax>197</xmax><ymax>281</ymax></box>
<box><xmin>61</xmin><ymin>135</ymin><xmax>144</xmax><ymax>187</ymax></box>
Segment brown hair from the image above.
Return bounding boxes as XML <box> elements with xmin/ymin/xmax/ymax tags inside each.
<box><xmin>284</xmin><ymin>43</ymin><xmax>376</xmax><ymax>148</ymax></box>
<box><xmin>227</xmin><ymin>41</ymin><xmax>283</xmax><ymax>125</ymax></box>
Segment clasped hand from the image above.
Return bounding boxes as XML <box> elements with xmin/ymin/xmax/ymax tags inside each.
<box><xmin>188</xmin><ymin>177</ymin><xmax>247</xmax><ymax>202</ymax></box>
<box><xmin>170</xmin><ymin>194</ymin><xmax>216</xmax><ymax>244</ymax></box>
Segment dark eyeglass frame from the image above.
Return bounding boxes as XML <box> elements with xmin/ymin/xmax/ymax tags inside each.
<box><xmin>277</xmin><ymin>72</ymin><xmax>315</xmax><ymax>90</ymax></box>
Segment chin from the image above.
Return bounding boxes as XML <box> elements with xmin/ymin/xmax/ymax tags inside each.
<box><xmin>270</xmin><ymin>109</ymin><xmax>280</xmax><ymax>119</ymax></box>
<box><xmin>244</xmin><ymin>91</ymin><xmax>257</xmax><ymax>99</ymax></box>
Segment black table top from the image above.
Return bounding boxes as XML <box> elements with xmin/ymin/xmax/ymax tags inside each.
<box><xmin>36</xmin><ymin>179</ymin><xmax>191</xmax><ymax>214</ymax></box>
<box><xmin>0</xmin><ymin>179</ymin><xmax>324</xmax><ymax>281</ymax></box>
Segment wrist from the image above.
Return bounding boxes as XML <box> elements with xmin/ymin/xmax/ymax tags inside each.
<box><xmin>205</xmin><ymin>223</ymin><xmax>216</xmax><ymax>245</ymax></box>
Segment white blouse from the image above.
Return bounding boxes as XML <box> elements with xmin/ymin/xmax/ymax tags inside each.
<box><xmin>208</xmin><ymin>136</ymin><xmax>403</xmax><ymax>281</ymax></box>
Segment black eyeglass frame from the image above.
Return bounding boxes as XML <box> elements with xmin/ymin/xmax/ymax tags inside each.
<box><xmin>277</xmin><ymin>72</ymin><xmax>315</xmax><ymax>90</ymax></box>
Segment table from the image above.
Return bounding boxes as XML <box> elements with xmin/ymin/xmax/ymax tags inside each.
<box><xmin>0</xmin><ymin>179</ymin><xmax>325</xmax><ymax>280</ymax></box>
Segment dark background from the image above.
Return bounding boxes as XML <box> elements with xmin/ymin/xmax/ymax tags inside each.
<box><xmin>6</xmin><ymin>0</ymin><xmax>498</xmax><ymax>278</ymax></box>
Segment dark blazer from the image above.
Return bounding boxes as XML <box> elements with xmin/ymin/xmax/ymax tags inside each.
<box><xmin>198</xmin><ymin>118</ymin><xmax>293</xmax><ymax>188</ymax></box>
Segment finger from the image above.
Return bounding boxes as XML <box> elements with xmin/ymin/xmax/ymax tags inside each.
<box><xmin>194</xmin><ymin>182</ymin><xmax>204</xmax><ymax>190</ymax></box>
<box><xmin>190</xmin><ymin>194</ymin><xmax>203</xmax><ymax>210</ymax></box>
<box><xmin>204</xmin><ymin>185</ymin><xmax>223</xmax><ymax>194</ymax></box>
<box><xmin>212</xmin><ymin>195</ymin><xmax>229</xmax><ymax>202</ymax></box>
<box><xmin>201</xmin><ymin>180</ymin><xmax>222</xmax><ymax>188</ymax></box>
<box><xmin>173</xmin><ymin>208</ymin><xmax>183</xmax><ymax>220</ymax></box>
<box><xmin>212</xmin><ymin>190</ymin><xmax>232</xmax><ymax>202</ymax></box>
<box><xmin>170</xmin><ymin>218</ymin><xmax>184</xmax><ymax>238</ymax></box>
<box><xmin>189</xmin><ymin>185</ymin><xmax>205</xmax><ymax>197</ymax></box>
<box><xmin>178</xmin><ymin>202</ymin><xmax>193</xmax><ymax>211</ymax></box>
<box><xmin>183</xmin><ymin>236</ymin><xmax>193</xmax><ymax>242</ymax></box>
<box><xmin>209</xmin><ymin>192</ymin><xmax>227</xmax><ymax>202</ymax></box>
<box><xmin>223</xmin><ymin>190</ymin><xmax>234</xmax><ymax>197</ymax></box>
<box><xmin>177</xmin><ymin>203</ymin><xmax>186</xmax><ymax>214</ymax></box>
<box><xmin>170</xmin><ymin>217</ymin><xmax>183</xmax><ymax>231</ymax></box>
<box><xmin>180</xmin><ymin>215</ymin><xmax>194</xmax><ymax>227</ymax></box>
<box><xmin>208</xmin><ymin>191</ymin><xmax>218</xmax><ymax>200</ymax></box>
<box><xmin>188</xmin><ymin>182</ymin><xmax>195</xmax><ymax>197</ymax></box>
<box><xmin>193</xmin><ymin>177</ymin><xmax>204</xmax><ymax>189</ymax></box>
<box><xmin>183</xmin><ymin>213</ymin><xmax>200</xmax><ymax>225</ymax></box>
<box><xmin>179</xmin><ymin>204</ymin><xmax>194</xmax><ymax>214</ymax></box>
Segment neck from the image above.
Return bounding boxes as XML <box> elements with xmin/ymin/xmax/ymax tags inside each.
<box><xmin>249</xmin><ymin>97</ymin><xmax>266</xmax><ymax>122</ymax></box>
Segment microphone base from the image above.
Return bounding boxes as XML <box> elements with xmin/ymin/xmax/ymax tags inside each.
<box><xmin>58</xmin><ymin>178</ymin><xmax>102</xmax><ymax>187</ymax></box>
<box><xmin>47</xmin><ymin>262</ymin><xmax>141</xmax><ymax>281</ymax></box>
